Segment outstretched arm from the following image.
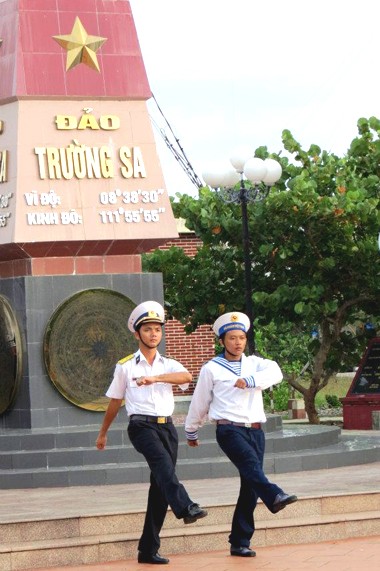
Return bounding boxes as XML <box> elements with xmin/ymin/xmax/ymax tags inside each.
<box><xmin>96</xmin><ymin>398</ymin><xmax>123</xmax><ymax>450</ymax></box>
<box><xmin>134</xmin><ymin>371</ymin><xmax>192</xmax><ymax>386</ymax></box>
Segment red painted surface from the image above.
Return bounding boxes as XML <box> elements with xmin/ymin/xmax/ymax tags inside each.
<box><xmin>341</xmin><ymin>338</ymin><xmax>380</xmax><ymax>429</ymax></box>
<box><xmin>0</xmin><ymin>0</ymin><xmax>151</xmax><ymax>100</ymax></box>
<box><xmin>0</xmin><ymin>2</ymin><xmax>177</xmax><ymax>267</ymax></box>
<box><xmin>0</xmin><ymin>253</ymin><xmax>142</xmax><ymax>277</ymax></box>
<box><xmin>342</xmin><ymin>396</ymin><xmax>380</xmax><ymax>430</ymax></box>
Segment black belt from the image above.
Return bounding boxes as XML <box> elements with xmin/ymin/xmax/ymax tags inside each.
<box><xmin>129</xmin><ymin>414</ymin><xmax>173</xmax><ymax>424</ymax></box>
<box><xmin>216</xmin><ymin>419</ymin><xmax>261</xmax><ymax>429</ymax></box>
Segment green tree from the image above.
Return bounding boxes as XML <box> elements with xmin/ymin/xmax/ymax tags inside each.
<box><xmin>143</xmin><ymin>118</ymin><xmax>380</xmax><ymax>423</ymax></box>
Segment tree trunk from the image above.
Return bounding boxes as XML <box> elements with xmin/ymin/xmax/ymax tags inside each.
<box><xmin>286</xmin><ymin>305</ymin><xmax>354</xmax><ymax>423</ymax></box>
<box><xmin>287</xmin><ymin>319</ymin><xmax>337</xmax><ymax>424</ymax></box>
<box><xmin>304</xmin><ymin>388</ymin><xmax>320</xmax><ymax>424</ymax></box>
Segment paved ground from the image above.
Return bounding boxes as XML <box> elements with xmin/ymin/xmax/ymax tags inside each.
<box><xmin>1</xmin><ymin>461</ymin><xmax>379</xmax><ymax>570</ymax></box>
<box><xmin>32</xmin><ymin>535</ymin><xmax>380</xmax><ymax>571</ymax></box>
<box><xmin>1</xmin><ymin>460</ymin><xmax>379</xmax><ymax>523</ymax></box>
<box><xmin>1</xmin><ymin>422</ymin><xmax>379</xmax><ymax>571</ymax></box>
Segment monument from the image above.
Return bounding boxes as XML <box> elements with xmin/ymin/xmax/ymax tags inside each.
<box><xmin>0</xmin><ymin>0</ymin><xmax>178</xmax><ymax>430</ymax></box>
<box><xmin>341</xmin><ymin>337</ymin><xmax>380</xmax><ymax>429</ymax></box>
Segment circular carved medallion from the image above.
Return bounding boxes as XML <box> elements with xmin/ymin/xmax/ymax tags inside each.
<box><xmin>43</xmin><ymin>289</ymin><xmax>136</xmax><ymax>411</ymax></box>
<box><xmin>0</xmin><ymin>296</ymin><xmax>22</xmax><ymax>415</ymax></box>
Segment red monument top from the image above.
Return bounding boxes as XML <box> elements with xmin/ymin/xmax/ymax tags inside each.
<box><xmin>0</xmin><ymin>0</ymin><xmax>178</xmax><ymax>276</ymax></box>
<box><xmin>0</xmin><ymin>0</ymin><xmax>151</xmax><ymax>100</ymax></box>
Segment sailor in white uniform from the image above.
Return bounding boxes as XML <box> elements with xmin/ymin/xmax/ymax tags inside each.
<box><xmin>185</xmin><ymin>311</ymin><xmax>297</xmax><ymax>557</ymax></box>
<box><xmin>96</xmin><ymin>301</ymin><xmax>207</xmax><ymax>565</ymax></box>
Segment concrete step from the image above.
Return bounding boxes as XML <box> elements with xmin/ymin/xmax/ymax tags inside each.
<box><xmin>1</xmin><ymin>426</ymin><xmax>380</xmax><ymax>489</ymax></box>
<box><xmin>0</xmin><ymin>492</ymin><xmax>379</xmax><ymax>570</ymax></box>
<box><xmin>0</xmin><ymin>425</ymin><xmax>341</xmax><ymax>470</ymax></box>
<box><xmin>0</xmin><ymin>415</ymin><xmax>282</xmax><ymax>453</ymax></box>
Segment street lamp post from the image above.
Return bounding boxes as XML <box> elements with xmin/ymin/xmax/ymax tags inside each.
<box><xmin>202</xmin><ymin>148</ymin><xmax>282</xmax><ymax>354</ymax></box>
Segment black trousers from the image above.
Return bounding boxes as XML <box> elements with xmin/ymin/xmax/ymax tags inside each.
<box><xmin>128</xmin><ymin>419</ymin><xmax>192</xmax><ymax>554</ymax></box>
<box><xmin>216</xmin><ymin>424</ymin><xmax>284</xmax><ymax>548</ymax></box>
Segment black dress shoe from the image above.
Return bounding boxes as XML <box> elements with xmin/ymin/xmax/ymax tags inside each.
<box><xmin>230</xmin><ymin>546</ymin><xmax>256</xmax><ymax>557</ymax></box>
<box><xmin>137</xmin><ymin>552</ymin><xmax>169</xmax><ymax>564</ymax></box>
<box><xmin>183</xmin><ymin>503</ymin><xmax>208</xmax><ymax>524</ymax></box>
<box><xmin>272</xmin><ymin>493</ymin><xmax>298</xmax><ymax>513</ymax></box>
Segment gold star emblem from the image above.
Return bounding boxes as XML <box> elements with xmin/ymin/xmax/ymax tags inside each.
<box><xmin>53</xmin><ymin>17</ymin><xmax>107</xmax><ymax>72</ymax></box>
<box><xmin>148</xmin><ymin>311</ymin><xmax>159</xmax><ymax>318</ymax></box>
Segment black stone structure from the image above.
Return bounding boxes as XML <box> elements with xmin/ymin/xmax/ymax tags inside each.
<box><xmin>0</xmin><ymin>273</ymin><xmax>164</xmax><ymax>431</ymax></box>
<box><xmin>1</xmin><ymin>415</ymin><xmax>380</xmax><ymax>489</ymax></box>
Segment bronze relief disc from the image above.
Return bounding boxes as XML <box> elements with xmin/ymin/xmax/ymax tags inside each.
<box><xmin>43</xmin><ymin>289</ymin><xmax>136</xmax><ymax>411</ymax></box>
<box><xmin>0</xmin><ymin>295</ymin><xmax>22</xmax><ymax>415</ymax></box>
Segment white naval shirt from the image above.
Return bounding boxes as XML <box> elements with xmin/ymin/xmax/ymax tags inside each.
<box><xmin>106</xmin><ymin>349</ymin><xmax>189</xmax><ymax>417</ymax></box>
<box><xmin>185</xmin><ymin>353</ymin><xmax>283</xmax><ymax>438</ymax></box>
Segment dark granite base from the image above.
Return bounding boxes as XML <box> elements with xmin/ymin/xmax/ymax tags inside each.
<box><xmin>0</xmin><ymin>273</ymin><xmax>164</xmax><ymax>430</ymax></box>
<box><xmin>1</xmin><ymin>416</ymin><xmax>379</xmax><ymax>488</ymax></box>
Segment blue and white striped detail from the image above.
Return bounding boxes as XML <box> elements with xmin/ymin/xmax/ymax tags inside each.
<box><xmin>212</xmin><ymin>355</ymin><xmax>255</xmax><ymax>388</ymax></box>
<box><xmin>186</xmin><ymin>430</ymin><xmax>198</xmax><ymax>441</ymax></box>
<box><xmin>243</xmin><ymin>375</ymin><xmax>256</xmax><ymax>388</ymax></box>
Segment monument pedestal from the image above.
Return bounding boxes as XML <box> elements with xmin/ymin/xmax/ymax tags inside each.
<box><xmin>0</xmin><ymin>271</ymin><xmax>164</xmax><ymax>430</ymax></box>
<box><xmin>341</xmin><ymin>337</ymin><xmax>380</xmax><ymax>430</ymax></box>
<box><xmin>342</xmin><ymin>395</ymin><xmax>380</xmax><ymax>430</ymax></box>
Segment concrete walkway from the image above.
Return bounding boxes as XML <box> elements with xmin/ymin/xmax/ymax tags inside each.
<box><xmin>1</xmin><ymin>461</ymin><xmax>379</xmax><ymax>523</ymax></box>
<box><xmin>1</xmin><ymin>461</ymin><xmax>379</xmax><ymax>570</ymax></box>
<box><xmin>32</xmin><ymin>535</ymin><xmax>380</xmax><ymax>571</ymax></box>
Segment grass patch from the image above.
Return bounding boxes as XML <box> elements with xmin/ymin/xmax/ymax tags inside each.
<box><xmin>265</xmin><ymin>374</ymin><xmax>355</xmax><ymax>413</ymax></box>
<box><xmin>316</xmin><ymin>374</ymin><xmax>354</xmax><ymax>398</ymax></box>
<box><xmin>297</xmin><ymin>374</ymin><xmax>354</xmax><ymax>397</ymax></box>
<box><xmin>299</xmin><ymin>374</ymin><xmax>354</xmax><ymax>408</ymax></box>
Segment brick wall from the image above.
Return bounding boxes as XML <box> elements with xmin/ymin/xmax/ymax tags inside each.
<box><xmin>159</xmin><ymin>232</ymin><xmax>202</xmax><ymax>256</ymax></box>
<box><xmin>153</xmin><ymin>223</ymin><xmax>216</xmax><ymax>395</ymax></box>
<box><xmin>165</xmin><ymin>318</ymin><xmax>215</xmax><ymax>396</ymax></box>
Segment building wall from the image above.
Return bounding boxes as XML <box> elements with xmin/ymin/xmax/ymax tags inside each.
<box><xmin>159</xmin><ymin>233</ymin><xmax>203</xmax><ymax>257</ymax></box>
<box><xmin>155</xmin><ymin>227</ymin><xmax>216</xmax><ymax>396</ymax></box>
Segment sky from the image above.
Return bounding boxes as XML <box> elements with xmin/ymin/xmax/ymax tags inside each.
<box><xmin>129</xmin><ymin>0</ymin><xmax>380</xmax><ymax>198</ymax></box>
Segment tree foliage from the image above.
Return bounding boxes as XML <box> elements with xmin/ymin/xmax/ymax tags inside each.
<box><xmin>143</xmin><ymin>118</ymin><xmax>380</xmax><ymax>423</ymax></box>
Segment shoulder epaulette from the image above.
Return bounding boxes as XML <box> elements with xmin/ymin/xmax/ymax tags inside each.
<box><xmin>118</xmin><ymin>353</ymin><xmax>134</xmax><ymax>365</ymax></box>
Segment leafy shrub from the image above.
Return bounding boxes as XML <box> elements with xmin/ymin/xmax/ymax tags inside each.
<box><xmin>264</xmin><ymin>381</ymin><xmax>290</xmax><ymax>411</ymax></box>
<box><xmin>325</xmin><ymin>394</ymin><xmax>341</xmax><ymax>408</ymax></box>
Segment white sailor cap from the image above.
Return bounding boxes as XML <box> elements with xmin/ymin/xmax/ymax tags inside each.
<box><xmin>128</xmin><ymin>301</ymin><xmax>165</xmax><ymax>332</ymax></box>
<box><xmin>212</xmin><ymin>312</ymin><xmax>250</xmax><ymax>337</ymax></box>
